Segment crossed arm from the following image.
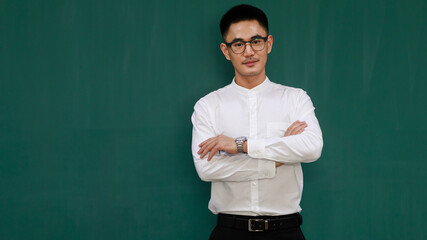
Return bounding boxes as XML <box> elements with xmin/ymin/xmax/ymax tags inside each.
<box><xmin>191</xmin><ymin>91</ymin><xmax>323</xmax><ymax>182</ymax></box>
<box><xmin>197</xmin><ymin>120</ymin><xmax>308</xmax><ymax>167</ymax></box>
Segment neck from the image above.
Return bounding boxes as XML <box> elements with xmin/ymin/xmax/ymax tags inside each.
<box><xmin>234</xmin><ymin>71</ymin><xmax>266</xmax><ymax>89</ymax></box>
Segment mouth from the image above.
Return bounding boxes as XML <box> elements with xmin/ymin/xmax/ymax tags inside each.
<box><xmin>242</xmin><ymin>59</ymin><xmax>259</xmax><ymax>67</ymax></box>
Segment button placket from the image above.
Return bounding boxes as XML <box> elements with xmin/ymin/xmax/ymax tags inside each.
<box><xmin>248</xmin><ymin>92</ymin><xmax>259</xmax><ymax>212</ymax></box>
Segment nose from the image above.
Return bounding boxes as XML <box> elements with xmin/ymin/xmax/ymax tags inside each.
<box><xmin>243</xmin><ymin>42</ymin><xmax>255</xmax><ymax>56</ymax></box>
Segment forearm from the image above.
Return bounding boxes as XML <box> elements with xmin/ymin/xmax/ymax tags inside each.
<box><xmin>248</xmin><ymin>130</ymin><xmax>323</xmax><ymax>164</ymax></box>
<box><xmin>248</xmin><ymin>115</ymin><xmax>323</xmax><ymax>164</ymax></box>
<box><xmin>192</xmin><ymin>149</ymin><xmax>276</xmax><ymax>182</ymax></box>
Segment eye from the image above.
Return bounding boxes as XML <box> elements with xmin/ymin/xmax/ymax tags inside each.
<box><xmin>233</xmin><ymin>42</ymin><xmax>244</xmax><ymax>47</ymax></box>
<box><xmin>252</xmin><ymin>39</ymin><xmax>261</xmax><ymax>45</ymax></box>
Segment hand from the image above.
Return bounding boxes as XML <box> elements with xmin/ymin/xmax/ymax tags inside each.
<box><xmin>285</xmin><ymin>120</ymin><xmax>307</xmax><ymax>136</ymax></box>
<box><xmin>276</xmin><ymin>162</ymin><xmax>284</xmax><ymax>167</ymax></box>
<box><xmin>198</xmin><ymin>135</ymin><xmax>237</xmax><ymax>161</ymax></box>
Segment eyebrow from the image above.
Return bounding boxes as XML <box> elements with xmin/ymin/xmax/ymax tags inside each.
<box><xmin>230</xmin><ymin>35</ymin><xmax>265</xmax><ymax>43</ymax></box>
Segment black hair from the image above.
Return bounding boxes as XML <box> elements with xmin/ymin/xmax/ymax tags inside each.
<box><xmin>220</xmin><ymin>4</ymin><xmax>269</xmax><ymax>41</ymax></box>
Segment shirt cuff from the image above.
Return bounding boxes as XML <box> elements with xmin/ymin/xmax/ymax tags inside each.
<box><xmin>247</xmin><ymin>138</ymin><xmax>266</xmax><ymax>159</ymax></box>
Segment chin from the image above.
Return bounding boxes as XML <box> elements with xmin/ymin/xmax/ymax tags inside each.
<box><xmin>242</xmin><ymin>70</ymin><xmax>262</xmax><ymax>77</ymax></box>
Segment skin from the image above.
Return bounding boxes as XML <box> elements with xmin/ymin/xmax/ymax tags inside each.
<box><xmin>220</xmin><ymin>20</ymin><xmax>273</xmax><ymax>89</ymax></box>
<box><xmin>197</xmin><ymin>20</ymin><xmax>308</xmax><ymax>167</ymax></box>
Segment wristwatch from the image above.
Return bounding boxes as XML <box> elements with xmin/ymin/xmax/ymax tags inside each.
<box><xmin>235</xmin><ymin>137</ymin><xmax>247</xmax><ymax>153</ymax></box>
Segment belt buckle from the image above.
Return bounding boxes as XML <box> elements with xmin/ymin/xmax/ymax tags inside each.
<box><xmin>248</xmin><ymin>219</ymin><xmax>268</xmax><ymax>232</ymax></box>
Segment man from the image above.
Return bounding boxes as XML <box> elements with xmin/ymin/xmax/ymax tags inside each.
<box><xmin>191</xmin><ymin>4</ymin><xmax>323</xmax><ymax>240</ymax></box>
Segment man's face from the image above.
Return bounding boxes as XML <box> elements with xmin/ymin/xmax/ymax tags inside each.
<box><xmin>220</xmin><ymin>20</ymin><xmax>273</xmax><ymax>79</ymax></box>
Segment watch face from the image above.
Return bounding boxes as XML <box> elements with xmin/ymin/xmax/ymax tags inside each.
<box><xmin>236</xmin><ymin>137</ymin><xmax>247</xmax><ymax>142</ymax></box>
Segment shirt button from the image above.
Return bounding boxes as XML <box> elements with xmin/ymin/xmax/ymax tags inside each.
<box><xmin>252</xmin><ymin>182</ymin><xmax>257</xmax><ymax>186</ymax></box>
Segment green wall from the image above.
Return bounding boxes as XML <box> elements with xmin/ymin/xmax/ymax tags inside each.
<box><xmin>1</xmin><ymin>0</ymin><xmax>426</xmax><ymax>239</ymax></box>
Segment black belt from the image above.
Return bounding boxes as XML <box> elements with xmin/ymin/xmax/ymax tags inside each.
<box><xmin>217</xmin><ymin>213</ymin><xmax>302</xmax><ymax>232</ymax></box>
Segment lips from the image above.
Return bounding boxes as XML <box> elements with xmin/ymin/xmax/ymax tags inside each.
<box><xmin>243</xmin><ymin>59</ymin><xmax>259</xmax><ymax>66</ymax></box>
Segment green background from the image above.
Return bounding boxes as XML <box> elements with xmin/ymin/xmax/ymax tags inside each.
<box><xmin>1</xmin><ymin>0</ymin><xmax>426</xmax><ymax>239</ymax></box>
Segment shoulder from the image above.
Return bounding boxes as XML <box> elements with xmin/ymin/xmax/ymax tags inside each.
<box><xmin>193</xmin><ymin>83</ymin><xmax>233</xmax><ymax>110</ymax></box>
<box><xmin>268</xmin><ymin>81</ymin><xmax>309</xmax><ymax>99</ymax></box>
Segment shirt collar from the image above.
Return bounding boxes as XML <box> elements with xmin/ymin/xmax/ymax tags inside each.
<box><xmin>232</xmin><ymin>76</ymin><xmax>271</xmax><ymax>95</ymax></box>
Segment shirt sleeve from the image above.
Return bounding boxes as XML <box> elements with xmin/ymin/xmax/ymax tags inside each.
<box><xmin>191</xmin><ymin>100</ymin><xmax>276</xmax><ymax>182</ymax></box>
<box><xmin>247</xmin><ymin>91</ymin><xmax>323</xmax><ymax>164</ymax></box>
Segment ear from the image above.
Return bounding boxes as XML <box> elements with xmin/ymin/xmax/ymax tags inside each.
<box><xmin>220</xmin><ymin>43</ymin><xmax>231</xmax><ymax>60</ymax></box>
<box><xmin>267</xmin><ymin>35</ymin><xmax>273</xmax><ymax>54</ymax></box>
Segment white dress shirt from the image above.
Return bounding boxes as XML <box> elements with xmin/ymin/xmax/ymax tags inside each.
<box><xmin>191</xmin><ymin>77</ymin><xmax>323</xmax><ymax>216</ymax></box>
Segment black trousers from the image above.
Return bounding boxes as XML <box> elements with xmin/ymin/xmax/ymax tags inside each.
<box><xmin>209</xmin><ymin>223</ymin><xmax>306</xmax><ymax>240</ymax></box>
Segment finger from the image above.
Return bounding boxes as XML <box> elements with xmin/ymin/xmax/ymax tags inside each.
<box><xmin>285</xmin><ymin>122</ymin><xmax>297</xmax><ymax>136</ymax></box>
<box><xmin>198</xmin><ymin>138</ymin><xmax>216</xmax><ymax>154</ymax></box>
<box><xmin>287</xmin><ymin>122</ymin><xmax>307</xmax><ymax>136</ymax></box>
<box><xmin>289</xmin><ymin>125</ymin><xmax>305</xmax><ymax>136</ymax></box>
<box><xmin>295</xmin><ymin>123</ymin><xmax>307</xmax><ymax>134</ymax></box>
<box><xmin>292</xmin><ymin>122</ymin><xmax>307</xmax><ymax>135</ymax></box>
<box><xmin>288</xmin><ymin>121</ymin><xmax>300</xmax><ymax>129</ymax></box>
<box><xmin>198</xmin><ymin>143</ymin><xmax>207</xmax><ymax>154</ymax></box>
<box><xmin>199</xmin><ymin>137</ymin><xmax>213</xmax><ymax>147</ymax></box>
<box><xmin>199</xmin><ymin>144</ymin><xmax>210</xmax><ymax>158</ymax></box>
<box><xmin>200</xmin><ymin>145</ymin><xmax>211</xmax><ymax>158</ymax></box>
<box><xmin>275</xmin><ymin>162</ymin><xmax>284</xmax><ymax>167</ymax></box>
<box><xmin>198</xmin><ymin>140</ymin><xmax>206</xmax><ymax>147</ymax></box>
<box><xmin>295</xmin><ymin>128</ymin><xmax>305</xmax><ymax>135</ymax></box>
<box><xmin>200</xmin><ymin>140</ymin><xmax>218</xmax><ymax>159</ymax></box>
<box><xmin>207</xmin><ymin>146</ymin><xmax>220</xmax><ymax>161</ymax></box>
<box><xmin>286</xmin><ymin>121</ymin><xmax>305</xmax><ymax>136</ymax></box>
<box><xmin>286</xmin><ymin>120</ymin><xmax>302</xmax><ymax>132</ymax></box>
<box><xmin>198</xmin><ymin>144</ymin><xmax>205</xmax><ymax>154</ymax></box>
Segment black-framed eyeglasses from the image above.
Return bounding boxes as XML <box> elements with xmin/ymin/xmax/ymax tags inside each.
<box><xmin>225</xmin><ymin>36</ymin><xmax>268</xmax><ymax>54</ymax></box>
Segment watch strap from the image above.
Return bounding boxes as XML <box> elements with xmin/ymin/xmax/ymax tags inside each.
<box><xmin>235</xmin><ymin>137</ymin><xmax>247</xmax><ymax>153</ymax></box>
